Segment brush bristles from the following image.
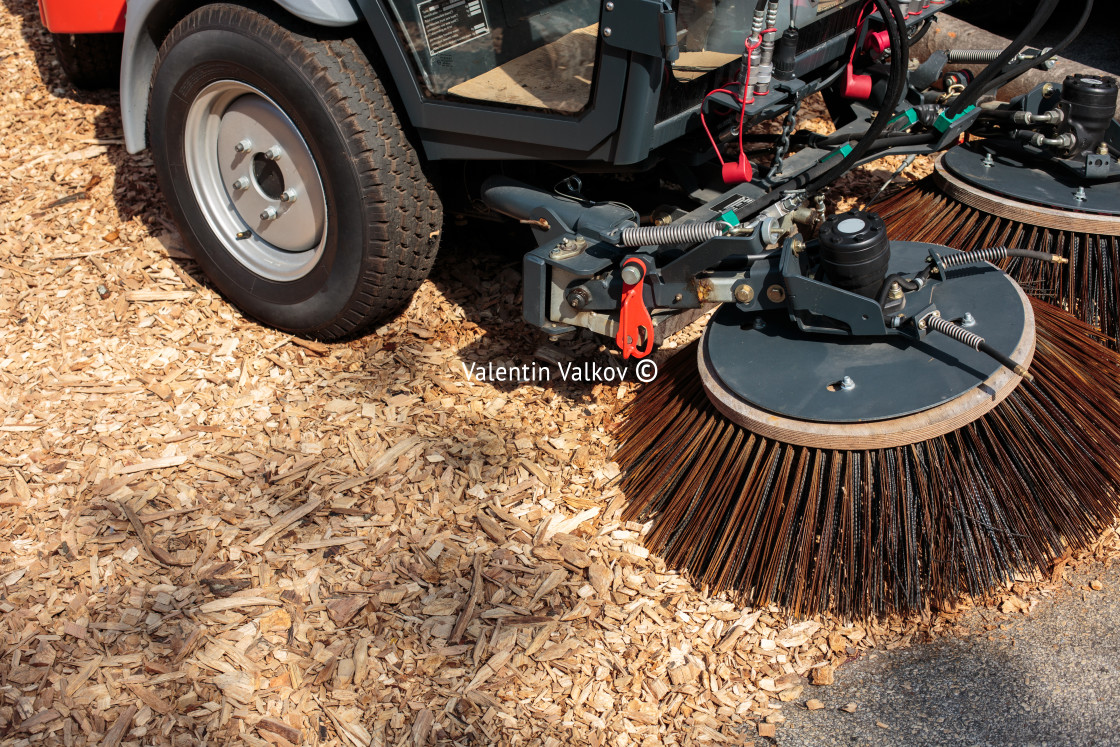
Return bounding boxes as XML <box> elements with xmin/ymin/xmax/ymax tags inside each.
<box><xmin>615</xmin><ymin>301</ymin><xmax>1120</xmax><ymax>619</ymax></box>
<box><xmin>876</xmin><ymin>179</ymin><xmax>1120</xmax><ymax>346</ymax></box>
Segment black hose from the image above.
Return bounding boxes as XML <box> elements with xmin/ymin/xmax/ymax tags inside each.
<box><xmin>923</xmin><ymin>313</ymin><xmax>1033</xmax><ymax>381</ymax></box>
<box><xmin>944</xmin><ymin>0</ymin><xmax>1061</xmax><ymax>118</ymax></box>
<box><xmin>965</xmin><ymin>0</ymin><xmax>1094</xmax><ymax>110</ymax></box>
<box><xmin>876</xmin><ymin>272</ymin><xmax>923</xmax><ymax>307</ymax></box>
<box><xmin>876</xmin><ymin>245</ymin><xmax>1065</xmax><ymax>309</ymax></box>
<box><xmin>815</xmin><ymin>128</ymin><xmax>931</xmax><ymax>148</ymax></box>
<box><xmin>939</xmin><ymin>246</ymin><xmax>1067</xmax><ymax>268</ymax></box>
<box><xmin>738</xmin><ymin>0</ymin><xmax>909</xmax><ymax>222</ymax></box>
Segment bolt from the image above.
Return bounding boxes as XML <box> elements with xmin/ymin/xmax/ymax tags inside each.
<box><xmin>603</xmin><ymin>27</ymin><xmax>612</xmax><ymax>37</ymax></box>
<box><xmin>766</xmin><ymin>285</ymin><xmax>786</xmax><ymax>303</ymax></box>
<box><xmin>232</xmin><ymin>177</ymin><xmax>251</xmax><ymax>190</ymax></box>
<box><xmin>840</xmin><ymin>376</ymin><xmax>855</xmax><ymax>391</ymax></box>
<box><xmin>260</xmin><ymin>207</ymin><xmax>279</xmax><ymax>221</ymax></box>
<box><xmin>234</xmin><ymin>138</ymin><xmax>252</xmax><ymax>153</ymax></box>
<box><xmin>790</xmin><ymin>238</ymin><xmax>806</xmax><ymax>255</ymax></box>
<box><xmin>605</xmin><ymin>0</ymin><xmax>614</xmax><ymax>8</ymax></box>
<box><xmin>263</xmin><ymin>146</ymin><xmax>283</xmax><ymax>161</ymax></box>
<box><xmin>1074</xmin><ymin>186</ymin><xmax>1088</xmax><ymax>202</ymax></box>
<box><xmin>753</xmin><ymin>317</ymin><xmax>766</xmax><ymax>330</ymax></box>
<box><xmin>962</xmin><ymin>311</ymin><xmax>976</xmax><ymax>327</ymax></box>
<box><xmin>620</xmin><ymin>264</ymin><xmax>643</xmax><ymax>286</ymax></box>
<box><xmin>1099</xmin><ymin>144</ymin><xmax>1111</xmax><ymax>156</ymax></box>
<box><xmin>981</xmin><ymin>153</ymin><xmax>994</xmax><ymax>168</ymax></box>
<box><xmin>1041</xmin><ymin>83</ymin><xmax>1055</xmax><ymax>97</ymax></box>
<box><xmin>280</xmin><ymin>189</ymin><xmax>298</xmax><ymax>203</ymax></box>
<box><xmin>887</xmin><ymin>281</ymin><xmax>904</xmax><ymax>301</ymax></box>
<box><xmin>673</xmin><ymin>293</ymin><xmax>683</xmax><ymax>303</ymax></box>
<box><xmin>565</xmin><ymin>288</ymin><xmax>591</xmax><ymax>309</ymax></box>
<box><xmin>734</xmin><ymin>285</ymin><xmax>755</xmax><ymax>304</ymax></box>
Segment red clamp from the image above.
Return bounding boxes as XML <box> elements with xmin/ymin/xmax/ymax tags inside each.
<box><xmin>616</xmin><ymin>257</ymin><xmax>655</xmax><ymax>359</ymax></box>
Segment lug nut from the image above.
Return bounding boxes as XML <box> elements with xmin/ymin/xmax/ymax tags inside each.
<box><xmin>234</xmin><ymin>138</ymin><xmax>252</xmax><ymax>153</ymax></box>
<box><xmin>260</xmin><ymin>207</ymin><xmax>279</xmax><ymax>221</ymax></box>
<box><xmin>888</xmin><ymin>281</ymin><xmax>904</xmax><ymax>301</ymax></box>
<box><xmin>232</xmin><ymin>177</ymin><xmax>250</xmax><ymax>190</ymax></box>
<box><xmin>280</xmin><ymin>189</ymin><xmax>298</xmax><ymax>203</ymax></box>
<box><xmin>263</xmin><ymin>146</ymin><xmax>283</xmax><ymax>161</ymax></box>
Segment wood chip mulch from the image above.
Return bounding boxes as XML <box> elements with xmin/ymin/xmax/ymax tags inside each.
<box><xmin>2</xmin><ymin>2</ymin><xmax>1117</xmax><ymax>745</ymax></box>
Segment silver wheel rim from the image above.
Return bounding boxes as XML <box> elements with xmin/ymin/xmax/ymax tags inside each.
<box><xmin>184</xmin><ymin>81</ymin><xmax>328</xmax><ymax>282</ymax></box>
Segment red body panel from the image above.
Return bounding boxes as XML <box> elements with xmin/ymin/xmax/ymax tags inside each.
<box><xmin>37</xmin><ymin>0</ymin><xmax>125</xmax><ymax>34</ymax></box>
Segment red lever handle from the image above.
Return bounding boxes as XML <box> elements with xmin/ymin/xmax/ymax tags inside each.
<box><xmin>616</xmin><ymin>258</ymin><xmax>655</xmax><ymax>359</ymax></box>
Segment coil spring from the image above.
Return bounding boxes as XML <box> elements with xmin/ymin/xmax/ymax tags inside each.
<box><xmin>946</xmin><ymin>49</ymin><xmax>1003</xmax><ymax>63</ymax></box>
<box><xmin>939</xmin><ymin>246</ymin><xmax>1008</xmax><ymax>268</ymax></box>
<box><xmin>619</xmin><ymin>221</ymin><xmax>729</xmax><ymax>247</ymax></box>
<box><xmin>925</xmin><ymin>314</ymin><xmax>984</xmax><ymax>350</ymax></box>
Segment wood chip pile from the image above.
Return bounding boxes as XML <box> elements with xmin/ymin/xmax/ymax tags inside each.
<box><xmin>0</xmin><ymin>2</ymin><xmax>1112</xmax><ymax>745</ymax></box>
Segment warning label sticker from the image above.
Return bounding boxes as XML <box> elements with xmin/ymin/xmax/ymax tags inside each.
<box><xmin>418</xmin><ymin>0</ymin><xmax>490</xmax><ymax>56</ymax></box>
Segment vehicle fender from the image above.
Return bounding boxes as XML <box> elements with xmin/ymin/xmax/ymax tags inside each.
<box><xmin>121</xmin><ymin>0</ymin><xmax>359</xmax><ymax>153</ymax></box>
<box><xmin>38</xmin><ymin>0</ymin><xmax>126</xmax><ymax>33</ymax></box>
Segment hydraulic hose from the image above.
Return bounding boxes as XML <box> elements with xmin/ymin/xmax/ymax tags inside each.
<box><xmin>944</xmin><ymin>0</ymin><xmax>1060</xmax><ymax>118</ymax></box>
<box><xmin>877</xmin><ymin>246</ymin><xmax>1066</xmax><ymax>308</ymax></box>
<box><xmin>740</xmin><ymin>0</ymin><xmax>909</xmax><ymax>222</ymax></box>
<box><xmin>965</xmin><ymin>0</ymin><xmax>1094</xmax><ymax>111</ymax></box>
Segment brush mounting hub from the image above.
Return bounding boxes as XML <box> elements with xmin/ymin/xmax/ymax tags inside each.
<box><xmin>699</xmin><ymin>240</ymin><xmax>1035</xmax><ymax>450</ymax></box>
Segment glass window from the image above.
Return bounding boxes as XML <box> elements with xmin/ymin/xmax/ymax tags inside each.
<box><xmin>672</xmin><ymin>0</ymin><xmax>749</xmax><ymax>83</ymax></box>
<box><xmin>385</xmin><ymin>0</ymin><xmax>602</xmax><ymax>113</ymax></box>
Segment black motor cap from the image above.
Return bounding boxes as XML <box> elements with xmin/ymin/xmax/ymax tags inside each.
<box><xmin>818</xmin><ymin>210</ymin><xmax>892</xmax><ymax>299</ymax></box>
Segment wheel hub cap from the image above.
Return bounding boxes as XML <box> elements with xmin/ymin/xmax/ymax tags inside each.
<box><xmin>184</xmin><ymin>81</ymin><xmax>328</xmax><ymax>282</ymax></box>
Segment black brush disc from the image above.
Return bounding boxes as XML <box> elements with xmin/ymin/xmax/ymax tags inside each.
<box><xmin>700</xmin><ymin>241</ymin><xmax>1034</xmax><ymax>449</ymax></box>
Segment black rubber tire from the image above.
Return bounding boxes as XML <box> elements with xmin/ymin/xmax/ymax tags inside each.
<box><xmin>148</xmin><ymin>4</ymin><xmax>442</xmax><ymax>340</ymax></box>
<box><xmin>52</xmin><ymin>33</ymin><xmax>122</xmax><ymax>89</ymax></box>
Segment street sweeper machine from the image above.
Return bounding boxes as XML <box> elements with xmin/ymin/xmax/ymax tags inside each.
<box><xmin>41</xmin><ymin>0</ymin><xmax>1120</xmax><ymax>616</ymax></box>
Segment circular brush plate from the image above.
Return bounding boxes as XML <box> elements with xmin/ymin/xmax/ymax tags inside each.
<box><xmin>942</xmin><ymin>142</ymin><xmax>1120</xmax><ymax>217</ymax></box>
<box><xmin>933</xmin><ymin>155</ymin><xmax>1120</xmax><ymax>235</ymax></box>
<box><xmin>699</xmin><ymin>241</ymin><xmax>1035</xmax><ymax>450</ymax></box>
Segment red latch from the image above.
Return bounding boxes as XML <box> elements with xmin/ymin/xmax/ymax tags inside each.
<box><xmin>616</xmin><ymin>258</ymin><xmax>655</xmax><ymax>359</ymax></box>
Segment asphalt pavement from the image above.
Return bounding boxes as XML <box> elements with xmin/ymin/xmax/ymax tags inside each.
<box><xmin>777</xmin><ymin>563</ymin><xmax>1120</xmax><ymax>747</ymax></box>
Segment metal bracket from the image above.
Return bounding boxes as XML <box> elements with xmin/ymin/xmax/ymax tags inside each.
<box><xmin>601</xmin><ymin>0</ymin><xmax>678</xmax><ymax>62</ymax></box>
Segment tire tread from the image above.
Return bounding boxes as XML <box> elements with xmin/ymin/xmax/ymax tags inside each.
<box><xmin>152</xmin><ymin>5</ymin><xmax>441</xmax><ymax>340</ymax></box>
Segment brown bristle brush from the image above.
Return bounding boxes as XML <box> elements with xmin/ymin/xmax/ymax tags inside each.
<box><xmin>614</xmin><ymin>299</ymin><xmax>1120</xmax><ymax>619</ymax></box>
